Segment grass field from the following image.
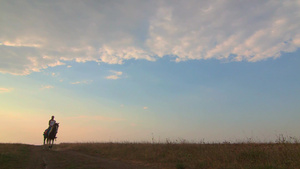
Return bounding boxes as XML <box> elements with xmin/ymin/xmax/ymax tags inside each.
<box><xmin>58</xmin><ymin>141</ymin><xmax>300</xmax><ymax>169</ymax></box>
<box><xmin>1</xmin><ymin>139</ymin><xmax>300</xmax><ymax>169</ymax></box>
<box><xmin>0</xmin><ymin>144</ymin><xmax>31</xmax><ymax>169</ymax></box>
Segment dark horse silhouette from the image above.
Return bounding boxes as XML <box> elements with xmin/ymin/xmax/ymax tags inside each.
<box><xmin>43</xmin><ymin>123</ymin><xmax>59</xmax><ymax>149</ymax></box>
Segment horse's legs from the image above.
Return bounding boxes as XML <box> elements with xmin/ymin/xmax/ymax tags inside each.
<box><xmin>47</xmin><ymin>139</ymin><xmax>53</xmax><ymax>149</ymax></box>
<box><xmin>43</xmin><ymin>137</ymin><xmax>46</xmax><ymax>149</ymax></box>
<box><xmin>46</xmin><ymin>138</ymin><xmax>49</xmax><ymax>149</ymax></box>
<box><xmin>50</xmin><ymin>139</ymin><xmax>54</xmax><ymax>148</ymax></box>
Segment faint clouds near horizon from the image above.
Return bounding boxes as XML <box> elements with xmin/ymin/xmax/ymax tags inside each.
<box><xmin>0</xmin><ymin>87</ymin><xmax>13</xmax><ymax>93</ymax></box>
<box><xmin>71</xmin><ymin>80</ymin><xmax>93</xmax><ymax>85</ymax></box>
<box><xmin>40</xmin><ymin>85</ymin><xmax>54</xmax><ymax>90</ymax></box>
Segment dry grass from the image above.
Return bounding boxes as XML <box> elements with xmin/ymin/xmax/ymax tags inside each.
<box><xmin>1</xmin><ymin>136</ymin><xmax>300</xmax><ymax>169</ymax></box>
<box><xmin>58</xmin><ymin>141</ymin><xmax>300</xmax><ymax>169</ymax></box>
<box><xmin>0</xmin><ymin>144</ymin><xmax>31</xmax><ymax>169</ymax></box>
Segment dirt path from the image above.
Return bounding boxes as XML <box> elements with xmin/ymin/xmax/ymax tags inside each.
<box><xmin>26</xmin><ymin>146</ymin><xmax>155</xmax><ymax>169</ymax></box>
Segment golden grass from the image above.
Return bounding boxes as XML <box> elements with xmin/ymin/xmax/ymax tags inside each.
<box><xmin>58</xmin><ymin>141</ymin><xmax>300</xmax><ymax>169</ymax></box>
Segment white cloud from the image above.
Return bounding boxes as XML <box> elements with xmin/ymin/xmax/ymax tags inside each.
<box><xmin>0</xmin><ymin>87</ymin><xmax>13</xmax><ymax>93</ymax></box>
<box><xmin>143</xmin><ymin>107</ymin><xmax>148</xmax><ymax>110</ymax></box>
<box><xmin>98</xmin><ymin>46</ymin><xmax>155</xmax><ymax>64</ymax></box>
<box><xmin>1</xmin><ymin>40</ymin><xmax>42</xmax><ymax>48</ymax></box>
<box><xmin>0</xmin><ymin>1</ymin><xmax>299</xmax><ymax>75</ymax></box>
<box><xmin>40</xmin><ymin>85</ymin><xmax>54</xmax><ymax>90</ymax></box>
<box><xmin>71</xmin><ymin>80</ymin><xmax>93</xmax><ymax>85</ymax></box>
<box><xmin>106</xmin><ymin>70</ymin><xmax>123</xmax><ymax>80</ymax></box>
<box><xmin>147</xmin><ymin>1</ymin><xmax>300</xmax><ymax>62</ymax></box>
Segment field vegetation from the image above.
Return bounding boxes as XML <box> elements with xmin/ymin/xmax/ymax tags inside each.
<box><xmin>1</xmin><ymin>136</ymin><xmax>300</xmax><ymax>169</ymax></box>
<box><xmin>0</xmin><ymin>144</ymin><xmax>31</xmax><ymax>168</ymax></box>
<box><xmin>58</xmin><ymin>136</ymin><xmax>300</xmax><ymax>169</ymax></box>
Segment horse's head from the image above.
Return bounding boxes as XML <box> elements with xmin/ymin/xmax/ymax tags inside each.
<box><xmin>54</xmin><ymin>123</ymin><xmax>59</xmax><ymax>130</ymax></box>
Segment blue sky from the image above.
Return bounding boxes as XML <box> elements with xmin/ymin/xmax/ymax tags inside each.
<box><xmin>1</xmin><ymin>0</ymin><xmax>300</xmax><ymax>144</ymax></box>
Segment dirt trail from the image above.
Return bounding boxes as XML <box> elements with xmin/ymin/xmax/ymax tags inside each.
<box><xmin>26</xmin><ymin>146</ymin><xmax>155</xmax><ymax>169</ymax></box>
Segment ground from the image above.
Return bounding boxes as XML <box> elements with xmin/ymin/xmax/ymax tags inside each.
<box><xmin>26</xmin><ymin>145</ymin><xmax>154</xmax><ymax>169</ymax></box>
<box><xmin>2</xmin><ymin>142</ymin><xmax>300</xmax><ymax>169</ymax></box>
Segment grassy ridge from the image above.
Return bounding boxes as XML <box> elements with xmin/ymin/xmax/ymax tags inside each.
<box><xmin>1</xmin><ymin>142</ymin><xmax>300</xmax><ymax>169</ymax></box>
<box><xmin>0</xmin><ymin>144</ymin><xmax>31</xmax><ymax>169</ymax></box>
<box><xmin>59</xmin><ymin>142</ymin><xmax>300</xmax><ymax>169</ymax></box>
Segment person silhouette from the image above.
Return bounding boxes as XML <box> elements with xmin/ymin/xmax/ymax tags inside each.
<box><xmin>47</xmin><ymin>116</ymin><xmax>56</xmax><ymax>136</ymax></box>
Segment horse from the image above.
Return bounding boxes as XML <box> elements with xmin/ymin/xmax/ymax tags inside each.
<box><xmin>43</xmin><ymin>123</ymin><xmax>59</xmax><ymax>149</ymax></box>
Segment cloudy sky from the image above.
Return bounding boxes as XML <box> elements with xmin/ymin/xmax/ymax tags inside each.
<box><xmin>1</xmin><ymin>0</ymin><xmax>300</xmax><ymax>145</ymax></box>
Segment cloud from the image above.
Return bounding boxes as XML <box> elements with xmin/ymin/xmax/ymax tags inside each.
<box><xmin>143</xmin><ymin>107</ymin><xmax>148</xmax><ymax>110</ymax></box>
<box><xmin>67</xmin><ymin>115</ymin><xmax>125</xmax><ymax>122</ymax></box>
<box><xmin>51</xmin><ymin>72</ymin><xmax>60</xmax><ymax>77</ymax></box>
<box><xmin>40</xmin><ymin>85</ymin><xmax>54</xmax><ymax>90</ymax></box>
<box><xmin>0</xmin><ymin>1</ymin><xmax>299</xmax><ymax>75</ymax></box>
<box><xmin>106</xmin><ymin>71</ymin><xmax>123</xmax><ymax>80</ymax></box>
<box><xmin>0</xmin><ymin>87</ymin><xmax>13</xmax><ymax>93</ymax></box>
<box><xmin>1</xmin><ymin>40</ymin><xmax>42</xmax><ymax>48</ymax></box>
<box><xmin>147</xmin><ymin>1</ymin><xmax>300</xmax><ymax>62</ymax></box>
<box><xmin>71</xmin><ymin>80</ymin><xmax>93</xmax><ymax>85</ymax></box>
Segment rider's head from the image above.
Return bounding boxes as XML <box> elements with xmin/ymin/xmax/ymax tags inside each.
<box><xmin>51</xmin><ymin>116</ymin><xmax>54</xmax><ymax>119</ymax></box>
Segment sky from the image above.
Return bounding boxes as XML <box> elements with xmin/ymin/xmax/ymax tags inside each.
<box><xmin>1</xmin><ymin>0</ymin><xmax>300</xmax><ymax>145</ymax></box>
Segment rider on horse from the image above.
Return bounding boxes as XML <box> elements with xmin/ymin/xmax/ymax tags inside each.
<box><xmin>45</xmin><ymin>116</ymin><xmax>56</xmax><ymax>136</ymax></box>
<box><xmin>43</xmin><ymin>116</ymin><xmax>59</xmax><ymax>148</ymax></box>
